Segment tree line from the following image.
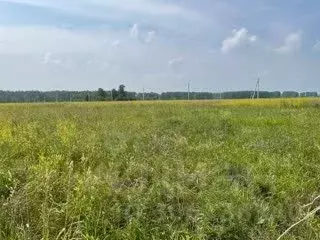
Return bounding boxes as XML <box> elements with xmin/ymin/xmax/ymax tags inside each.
<box><xmin>0</xmin><ymin>86</ymin><xmax>318</xmax><ymax>103</ymax></box>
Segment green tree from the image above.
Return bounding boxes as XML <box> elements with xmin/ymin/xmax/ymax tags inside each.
<box><xmin>97</xmin><ymin>88</ymin><xmax>107</xmax><ymax>101</ymax></box>
<box><xmin>111</xmin><ymin>89</ymin><xmax>118</xmax><ymax>101</ymax></box>
<box><xmin>118</xmin><ymin>84</ymin><xmax>126</xmax><ymax>100</ymax></box>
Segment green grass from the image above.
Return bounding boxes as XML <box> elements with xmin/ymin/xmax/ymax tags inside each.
<box><xmin>1</xmin><ymin>100</ymin><xmax>320</xmax><ymax>239</ymax></box>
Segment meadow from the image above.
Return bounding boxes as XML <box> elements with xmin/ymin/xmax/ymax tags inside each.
<box><xmin>1</xmin><ymin>98</ymin><xmax>320</xmax><ymax>239</ymax></box>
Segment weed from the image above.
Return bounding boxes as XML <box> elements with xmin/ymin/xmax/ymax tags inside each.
<box><xmin>0</xmin><ymin>99</ymin><xmax>320</xmax><ymax>239</ymax></box>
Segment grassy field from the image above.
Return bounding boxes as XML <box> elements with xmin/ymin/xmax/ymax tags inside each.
<box><xmin>1</xmin><ymin>98</ymin><xmax>320</xmax><ymax>239</ymax></box>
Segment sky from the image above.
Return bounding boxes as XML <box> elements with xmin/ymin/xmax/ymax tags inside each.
<box><xmin>0</xmin><ymin>0</ymin><xmax>320</xmax><ymax>92</ymax></box>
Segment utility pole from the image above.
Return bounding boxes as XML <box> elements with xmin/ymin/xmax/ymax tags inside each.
<box><xmin>257</xmin><ymin>78</ymin><xmax>260</xmax><ymax>99</ymax></box>
<box><xmin>188</xmin><ymin>82</ymin><xmax>190</xmax><ymax>100</ymax></box>
<box><xmin>252</xmin><ymin>78</ymin><xmax>260</xmax><ymax>99</ymax></box>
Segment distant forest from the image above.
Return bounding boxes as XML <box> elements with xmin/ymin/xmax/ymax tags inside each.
<box><xmin>0</xmin><ymin>85</ymin><xmax>318</xmax><ymax>103</ymax></box>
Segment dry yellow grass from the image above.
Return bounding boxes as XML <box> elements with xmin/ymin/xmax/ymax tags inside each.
<box><xmin>102</xmin><ymin>97</ymin><xmax>320</xmax><ymax>108</ymax></box>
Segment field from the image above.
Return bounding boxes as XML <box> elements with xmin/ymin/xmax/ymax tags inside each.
<box><xmin>1</xmin><ymin>98</ymin><xmax>320</xmax><ymax>239</ymax></box>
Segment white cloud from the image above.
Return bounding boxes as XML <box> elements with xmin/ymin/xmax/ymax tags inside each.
<box><xmin>6</xmin><ymin>0</ymin><xmax>200</xmax><ymax>18</ymax></box>
<box><xmin>0</xmin><ymin>25</ymin><xmax>198</xmax><ymax>91</ymax></box>
<box><xmin>42</xmin><ymin>52</ymin><xmax>62</xmax><ymax>65</ymax></box>
<box><xmin>249</xmin><ymin>36</ymin><xmax>257</xmax><ymax>42</ymax></box>
<box><xmin>0</xmin><ymin>26</ymin><xmax>104</xmax><ymax>54</ymax></box>
<box><xmin>313</xmin><ymin>40</ymin><xmax>320</xmax><ymax>51</ymax></box>
<box><xmin>111</xmin><ymin>40</ymin><xmax>121</xmax><ymax>48</ymax></box>
<box><xmin>221</xmin><ymin>28</ymin><xmax>257</xmax><ymax>54</ymax></box>
<box><xmin>3</xmin><ymin>0</ymin><xmax>204</xmax><ymax>35</ymax></box>
<box><xmin>130</xmin><ymin>24</ymin><xmax>139</xmax><ymax>38</ymax></box>
<box><xmin>168</xmin><ymin>57</ymin><xmax>184</xmax><ymax>74</ymax></box>
<box><xmin>94</xmin><ymin>0</ymin><xmax>199</xmax><ymax>17</ymax></box>
<box><xmin>42</xmin><ymin>52</ymin><xmax>52</xmax><ymax>64</ymax></box>
<box><xmin>168</xmin><ymin>57</ymin><xmax>184</xmax><ymax>67</ymax></box>
<box><xmin>275</xmin><ymin>32</ymin><xmax>302</xmax><ymax>54</ymax></box>
<box><xmin>146</xmin><ymin>31</ymin><xmax>156</xmax><ymax>43</ymax></box>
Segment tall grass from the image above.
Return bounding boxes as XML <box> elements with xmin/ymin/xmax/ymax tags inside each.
<box><xmin>1</xmin><ymin>99</ymin><xmax>320</xmax><ymax>239</ymax></box>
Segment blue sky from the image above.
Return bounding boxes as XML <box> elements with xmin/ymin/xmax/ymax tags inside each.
<box><xmin>0</xmin><ymin>0</ymin><xmax>320</xmax><ymax>92</ymax></box>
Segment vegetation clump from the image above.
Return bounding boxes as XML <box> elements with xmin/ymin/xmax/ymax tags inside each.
<box><xmin>1</xmin><ymin>98</ymin><xmax>320</xmax><ymax>239</ymax></box>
